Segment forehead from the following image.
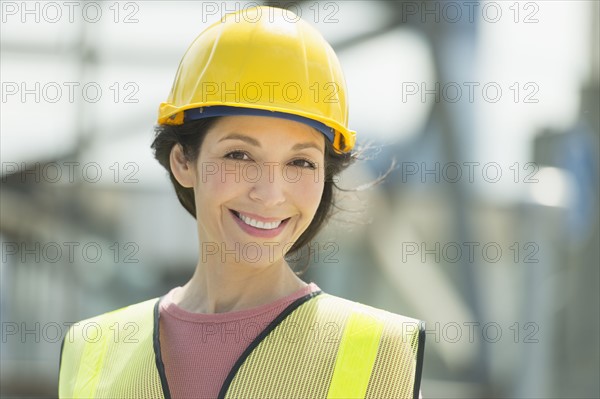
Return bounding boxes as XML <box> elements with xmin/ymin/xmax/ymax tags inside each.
<box><xmin>204</xmin><ymin>115</ymin><xmax>325</xmax><ymax>147</ymax></box>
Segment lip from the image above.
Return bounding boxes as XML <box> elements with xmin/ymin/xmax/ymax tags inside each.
<box><xmin>229</xmin><ymin>209</ymin><xmax>291</xmax><ymax>238</ymax></box>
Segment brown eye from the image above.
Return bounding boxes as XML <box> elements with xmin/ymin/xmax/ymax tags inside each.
<box><xmin>224</xmin><ymin>151</ymin><xmax>250</xmax><ymax>161</ymax></box>
<box><xmin>291</xmin><ymin>159</ymin><xmax>316</xmax><ymax>169</ymax></box>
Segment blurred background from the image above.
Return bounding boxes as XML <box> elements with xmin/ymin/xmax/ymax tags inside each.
<box><xmin>1</xmin><ymin>0</ymin><xmax>599</xmax><ymax>397</ymax></box>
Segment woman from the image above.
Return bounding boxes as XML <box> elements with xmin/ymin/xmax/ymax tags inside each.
<box><xmin>59</xmin><ymin>6</ymin><xmax>425</xmax><ymax>399</ymax></box>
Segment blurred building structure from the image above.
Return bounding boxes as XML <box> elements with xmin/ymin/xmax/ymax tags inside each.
<box><xmin>1</xmin><ymin>1</ymin><xmax>599</xmax><ymax>397</ymax></box>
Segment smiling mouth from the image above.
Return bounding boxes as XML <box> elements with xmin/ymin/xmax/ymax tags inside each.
<box><xmin>230</xmin><ymin>210</ymin><xmax>291</xmax><ymax>230</ymax></box>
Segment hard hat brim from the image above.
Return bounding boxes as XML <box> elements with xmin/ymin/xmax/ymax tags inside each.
<box><xmin>158</xmin><ymin>103</ymin><xmax>356</xmax><ymax>153</ymax></box>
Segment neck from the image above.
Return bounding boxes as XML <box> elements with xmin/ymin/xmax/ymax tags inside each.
<box><xmin>173</xmin><ymin>256</ymin><xmax>308</xmax><ymax>314</ymax></box>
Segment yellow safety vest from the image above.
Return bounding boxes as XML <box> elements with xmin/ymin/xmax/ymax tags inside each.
<box><xmin>59</xmin><ymin>290</ymin><xmax>425</xmax><ymax>398</ymax></box>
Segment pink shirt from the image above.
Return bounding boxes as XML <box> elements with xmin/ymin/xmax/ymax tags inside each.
<box><xmin>158</xmin><ymin>282</ymin><xmax>321</xmax><ymax>399</ymax></box>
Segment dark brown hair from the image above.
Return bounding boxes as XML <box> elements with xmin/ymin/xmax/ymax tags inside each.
<box><xmin>150</xmin><ymin>117</ymin><xmax>357</xmax><ymax>266</ymax></box>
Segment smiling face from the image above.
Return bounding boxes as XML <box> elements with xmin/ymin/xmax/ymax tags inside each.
<box><xmin>173</xmin><ymin>115</ymin><xmax>326</xmax><ymax>268</ymax></box>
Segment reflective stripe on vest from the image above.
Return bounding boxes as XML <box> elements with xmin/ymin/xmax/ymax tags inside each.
<box><xmin>326</xmin><ymin>312</ymin><xmax>385</xmax><ymax>398</ymax></box>
<box><xmin>59</xmin><ymin>291</ymin><xmax>425</xmax><ymax>399</ymax></box>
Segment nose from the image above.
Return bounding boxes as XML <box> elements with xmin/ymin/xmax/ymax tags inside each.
<box><xmin>248</xmin><ymin>164</ymin><xmax>286</xmax><ymax>206</ymax></box>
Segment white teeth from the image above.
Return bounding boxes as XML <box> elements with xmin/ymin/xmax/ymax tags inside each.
<box><xmin>237</xmin><ymin>212</ymin><xmax>282</xmax><ymax>230</ymax></box>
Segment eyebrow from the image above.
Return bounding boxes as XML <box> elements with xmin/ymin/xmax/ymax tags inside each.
<box><xmin>218</xmin><ymin>133</ymin><xmax>324</xmax><ymax>154</ymax></box>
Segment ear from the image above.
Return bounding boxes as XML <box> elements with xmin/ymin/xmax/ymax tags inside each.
<box><xmin>170</xmin><ymin>144</ymin><xmax>195</xmax><ymax>188</ymax></box>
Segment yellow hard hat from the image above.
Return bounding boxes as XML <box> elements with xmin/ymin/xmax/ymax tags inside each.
<box><xmin>157</xmin><ymin>6</ymin><xmax>356</xmax><ymax>153</ymax></box>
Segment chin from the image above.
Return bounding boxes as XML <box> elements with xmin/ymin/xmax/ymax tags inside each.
<box><xmin>230</xmin><ymin>242</ymin><xmax>287</xmax><ymax>268</ymax></box>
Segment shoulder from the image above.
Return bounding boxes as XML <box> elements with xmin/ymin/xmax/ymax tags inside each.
<box><xmin>62</xmin><ymin>297</ymin><xmax>159</xmax><ymax>347</ymax></box>
<box><xmin>58</xmin><ymin>298</ymin><xmax>161</xmax><ymax>397</ymax></box>
<box><xmin>312</xmin><ymin>292</ymin><xmax>425</xmax><ymax>343</ymax></box>
<box><xmin>317</xmin><ymin>292</ymin><xmax>423</xmax><ymax>326</ymax></box>
<box><xmin>71</xmin><ymin>297</ymin><xmax>159</xmax><ymax>329</ymax></box>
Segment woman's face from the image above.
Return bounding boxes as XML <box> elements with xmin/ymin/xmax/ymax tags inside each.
<box><xmin>189</xmin><ymin>115</ymin><xmax>326</xmax><ymax>267</ymax></box>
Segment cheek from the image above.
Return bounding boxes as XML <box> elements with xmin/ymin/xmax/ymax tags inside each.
<box><xmin>194</xmin><ymin>162</ymin><xmax>245</xmax><ymax>205</ymax></box>
<box><xmin>290</xmin><ymin>173</ymin><xmax>325</xmax><ymax>214</ymax></box>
